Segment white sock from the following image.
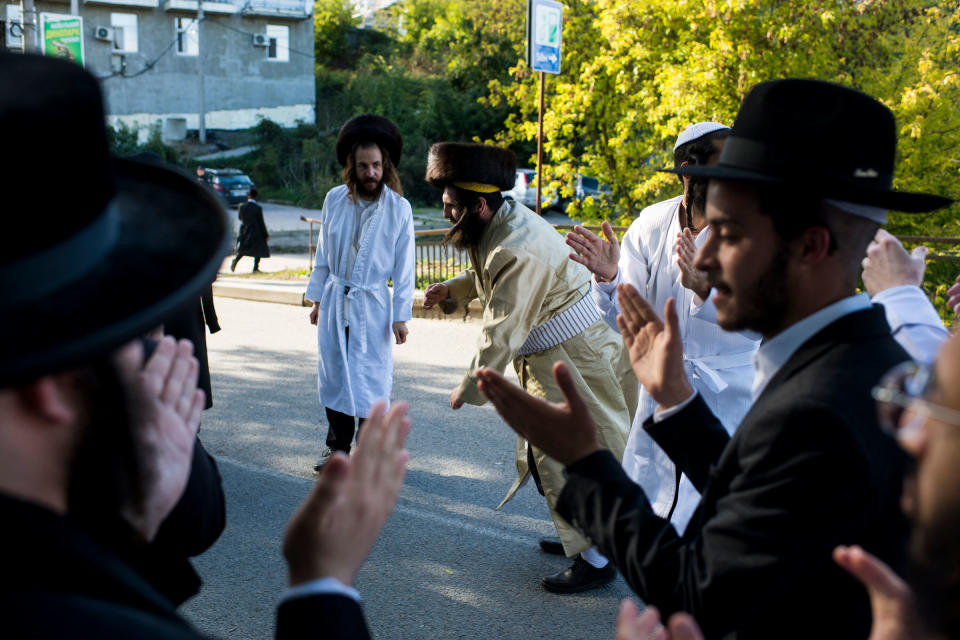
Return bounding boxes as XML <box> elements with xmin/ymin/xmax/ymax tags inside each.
<box><xmin>580</xmin><ymin>547</ymin><xmax>608</xmax><ymax>568</ymax></box>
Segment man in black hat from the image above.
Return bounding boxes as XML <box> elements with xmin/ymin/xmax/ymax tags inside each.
<box><xmin>422</xmin><ymin>142</ymin><xmax>636</xmax><ymax>592</ymax></box>
<box><xmin>475</xmin><ymin>78</ymin><xmax>952</xmax><ymax>638</ymax></box>
<box><xmin>0</xmin><ymin>52</ymin><xmax>409</xmax><ymax>640</ymax></box>
<box><xmin>305</xmin><ymin>114</ymin><xmax>415</xmax><ymax>473</ymax></box>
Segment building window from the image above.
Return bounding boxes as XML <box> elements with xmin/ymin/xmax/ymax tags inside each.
<box><xmin>265</xmin><ymin>24</ymin><xmax>288</xmax><ymax>62</ymax></box>
<box><xmin>111</xmin><ymin>13</ymin><xmax>137</xmax><ymax>53</ymax></box>
<box><xmin>175</xmin><ymin>17</ymin><xmax>198</xmax><ymax>56</ymax></box>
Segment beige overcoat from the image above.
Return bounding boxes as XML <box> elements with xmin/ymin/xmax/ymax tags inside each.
<box><xmin>443</xmin><ymin>200</ymin><xmax>637</xmax><ymax>556</ymax></box>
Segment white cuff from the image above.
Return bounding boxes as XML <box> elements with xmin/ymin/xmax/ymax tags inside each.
<box><xmin>280</xmin><ymin>577</ymin><xmax>361</xmax><ymax>605</ymax></box>
<box><xmin>593</xmin><ymin>268</ymin><xmax>622</xmax><ymax>292</ymax></box>
<box><xmin>652</xmin><ymin>390</ymin><xmax>698</xmax><ymax>423</ymax></box>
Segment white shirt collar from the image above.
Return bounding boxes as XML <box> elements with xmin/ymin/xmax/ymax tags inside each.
<box><xmin>751</xmin><ymin>293</ymin><xmax>872</xmax><ymax>400</ymax></box>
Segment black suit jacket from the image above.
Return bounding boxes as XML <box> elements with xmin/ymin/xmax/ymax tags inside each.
<box><xmin>1</xmin><ymin>493</ymin><xmax>370</xmax><ymax>640</ymax></box>
<box><xmin>557</xmin><ymin>306</ymin><xmax>911</xmax><ymax>639</ymax></box>
<box><xmin>236</xmin><ymin>201</ymin><xmax>270</xmax><ymax>258</ymax></box>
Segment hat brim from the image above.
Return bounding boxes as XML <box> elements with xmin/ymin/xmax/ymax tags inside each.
<box><xmin>661</xmin><ymin>165</ymin><xmax>953</xmax><ymax>213</ymax></box>
<box><xmin>0</xmin><ymin>159</ymin><xmax>230</xmax><ymax>385</ymax></box>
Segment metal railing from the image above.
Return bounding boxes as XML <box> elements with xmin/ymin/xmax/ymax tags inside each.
<box><xmin>301</xmin><ymin>216</ymin><xmax>960</xmax><ymax>275</ymax></box>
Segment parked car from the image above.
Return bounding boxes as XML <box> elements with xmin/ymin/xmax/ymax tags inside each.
<box><xmin>203</xmin><ymin>168</ymin><xmax>255</xmax><ymax>207</ymax></box>
<box><xmin>501</xmin><ymin>168</ymin><xmax>559</xmax><ymax>211</ymax></box>
<box><xmin>574</xmin><ymin>174</ymin><xmax>612</xmax><ymax>203</ymax></box>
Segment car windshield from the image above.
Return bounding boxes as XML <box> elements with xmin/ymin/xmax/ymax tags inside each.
<box><xmin>581</xmin><ymin>177</ymin><xmax>599</xmax><ymax>190</ymax></box>
<box><xmin>219</xmin><ymin>175</ymin><xmax>252</xmax><ymax>187</ymax></box>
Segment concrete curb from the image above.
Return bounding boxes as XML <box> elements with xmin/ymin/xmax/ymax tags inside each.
<box><xmin>212</xmin><ymin>277</ymin><xmax>483</xmax><ymax>321</ymax></box>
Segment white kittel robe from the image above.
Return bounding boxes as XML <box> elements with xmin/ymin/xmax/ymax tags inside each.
<box><xmin>593</xmin><ymin>195</ymin><xmax>760</xmax><ymax>531</ymax></box>
<box><xmin>305</xmin><ymin>184</ymin><xmax>415</xmax><ymax>417</ymax></box>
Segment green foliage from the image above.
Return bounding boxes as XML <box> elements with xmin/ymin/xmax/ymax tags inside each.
<box><xmin>487</xmin><ymin>0</ymin><xmax>960</xmax><ymax>230</ymax></box>
<box><xmin>106</xmin><ymin>122</ymin><xmax>182</xmax><ymax>166</ymax></box>
<box><xmin>314</xmin><ymin>0</ymin><xmax>357</xmax><ymax>65</ymax></box>
<box><xmin>310</xmin><ymin>0</ymin><xmax>530</xmax><ymax>206</ymax></box>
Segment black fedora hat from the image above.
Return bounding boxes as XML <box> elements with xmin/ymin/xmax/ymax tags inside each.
<box><xmin>668</xmin><ymin>78</ymin><xmax>952</xmax><ymax>213</ymax></box>
<box><xmin>0</xmin><ymin>53</ymin><xmax>230</xmax><ymax>385</ymax></box>
<box><xmin>336</xmin><ymin>114</ymin><xmax>403</xmax><ymax>168</ymax></box>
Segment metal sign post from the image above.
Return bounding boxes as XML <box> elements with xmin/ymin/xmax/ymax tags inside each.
<box><xmin>527</xmin><ymin>0</ymin><xmax>562</xmax><ymax>215</ymax></box>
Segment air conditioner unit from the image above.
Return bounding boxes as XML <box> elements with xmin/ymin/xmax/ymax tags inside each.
<box><xmin>252</xmin><ymin>33</ymin><xmax>269</xmax><ymax>47</ymax></box>
<box><xmin>94</xmin><ymin>26</ymin><xmax>114</xmax><ymax>42</ymax></box>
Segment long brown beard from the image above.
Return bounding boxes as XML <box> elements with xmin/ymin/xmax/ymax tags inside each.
<box><xmin>443</xmin><ymin>207</ymin><xmax>488</xmax><ymax>251</ymax></box>
<box><xmin>357</xmin><ymin>178</ymin><xmax>383</xmax><ymax>200</ymax></box>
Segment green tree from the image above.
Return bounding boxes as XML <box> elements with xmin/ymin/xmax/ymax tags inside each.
<box><xmin>314</xmin><ymin>0</ymin><xmax>357</xmax><ymax>65</ymax></box>
<box><xmin>486</xmin><ymin>0</ymin><xmax>960</xmax><ymax>226</ymax></box>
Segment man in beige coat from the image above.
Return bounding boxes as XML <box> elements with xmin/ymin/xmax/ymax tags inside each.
<box><xmin>423</xmin><ymin>142</ymin><xmax>636</xmax><ymax>593</ymax></box>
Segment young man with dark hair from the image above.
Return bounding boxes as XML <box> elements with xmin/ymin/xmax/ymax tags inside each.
<box><xmin>422</xmin><ymin>142</ymin><xmax>636</xmax><ymax>593</ymax></box>
<box><xmin>305</xmin><ymin>114</ymin><xmax>415</xmax><ymax>472</ymax></box>
<box><xmin>565</xmin><ymin>123</ymin><xmax>758</xmax><ymax>534</ymax></box>
<box><xmin>476</xmin><ymin>79</ymin><xmax>952</xmax><ymax>638</ymax></box>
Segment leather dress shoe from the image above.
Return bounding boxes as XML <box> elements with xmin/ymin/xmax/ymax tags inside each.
<box><xmin>541</xmin><ymin>556</ymin><xmax>616</xmax><ymax>593</ymax></box>
<box><xmin>538</xmin><ymin>536</ymin><xmax>565</xmax><ymax>555</ymax></box>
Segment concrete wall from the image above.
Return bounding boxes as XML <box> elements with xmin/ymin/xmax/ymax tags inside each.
<box><xmin>15</xmin><ymin>0</ymin><xmax>315</xmax><ymax>138</ymax></box>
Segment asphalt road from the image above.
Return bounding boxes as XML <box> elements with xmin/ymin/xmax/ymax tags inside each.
<box><xmin>180</xmin><ymin>297</ymin><xmax>635</xmax><ymax>639</ymax></box>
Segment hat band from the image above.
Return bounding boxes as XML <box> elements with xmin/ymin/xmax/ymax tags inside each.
<box><xmin>721</xmin><ymin>137</ymin><xmax>894</xmax><ymax>186</ymax></box>
<box><xmin>453</xmin><ymin>181</ymin><xmax>500</xmax><ymax>193</ymax></box>
<box><xmin>0</xmin><ymin>202</ymin><xmax>119</xmax><ymax>307</ymax></box>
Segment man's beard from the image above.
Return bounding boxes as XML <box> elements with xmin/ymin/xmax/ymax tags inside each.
<box><xmin>67</xmin><ymin>358</ymin><xmax>147</xmax><ymax>535</ymax></box>
<box><xmin>444</xmin><ymin>206</ymin><xmax>488</xmax><ymax>251</ymax></box>
<box><xmin>714</xmin><ymin>244</ymin><xmax>791</xmax><ymax>336</ymax></box>
<box><xmin>357</xmin><ymin>177</ymin><xmax>383</xmax><ymax>199</ymax></box>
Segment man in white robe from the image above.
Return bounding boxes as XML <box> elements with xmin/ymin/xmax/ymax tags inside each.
<box><xmin>565</xmin><ymin>123</ymin><xmax>759</xmax><ymax>531</ymax></box>
<box><xmin>306</xmin><ymin>114</ymin><xmax>415</xmax><ymax>472</ymax></box>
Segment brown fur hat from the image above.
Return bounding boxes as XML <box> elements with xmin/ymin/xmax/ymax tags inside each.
<box><xmin>425</xmin><ymin>142</ymin><xmax>517</xmax><ymax>190</ymax></box>
<box><xmin>336</xmin><ymin>114</ymin><xmax>402</xmax><ymax>168</ymax></box>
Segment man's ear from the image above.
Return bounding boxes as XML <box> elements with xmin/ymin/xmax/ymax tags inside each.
<box><xmin>19</xmin><ymin>375</ymin><xmax>80</xmax><ymax>427</ymax></box>
<box><xmin>794</xmin><ymin>225</ymin><xmax>832</xmax><ymax>265</ymax></box>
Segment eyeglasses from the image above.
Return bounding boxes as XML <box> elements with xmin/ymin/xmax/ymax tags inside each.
<box><xmin>872</xmin><ymin>361</ymin><xmax>960</xmax><ymax>439</ymax></box>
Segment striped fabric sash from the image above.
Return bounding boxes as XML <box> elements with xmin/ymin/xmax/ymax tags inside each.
<box><xmin>516</xmin><ymin>293</ymin><xmax>600</xmax><ymax>357</ymax></box>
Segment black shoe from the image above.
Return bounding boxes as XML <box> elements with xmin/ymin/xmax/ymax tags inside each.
<box><xmin>541</xmin><ymin>557</ymin><xmax>616</xmax><ymax>594</ymax></box>
<box><xmin>312</xmin><ymin>447</ymin><xmax>334</xmax><ymax>474</ymax></box>
<box><xmin>539</xmin><ymin>536</ymin><xmax>565</xmax><ymax>555</ymax></box>
<box><xmin>229</xmin><ymin>257</ymin><xmax>239</xmax><ymax>272</ymax></box>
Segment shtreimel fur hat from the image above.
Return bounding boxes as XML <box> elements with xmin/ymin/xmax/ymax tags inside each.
<box><xmin>425</xmin><ymin>143</ymin><xmax>517</xmax><ymax>191</ymax></box>
<box><xmin>336</xmin><ymin>114</ymin><xmax>403</xmax><ymax>168</ymax></box>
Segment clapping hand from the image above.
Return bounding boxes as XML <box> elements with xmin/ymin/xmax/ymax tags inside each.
<box><xmin>833</xmin><ymin>546</ymin><xmax>916</xmax><ymax>640</ymax></box>
<box><xmin>476</xmin><ymin>361</ymin><xmax>601</xmax><ymax>466</ymax></box>
<box><xmin>616</xmin><ymin>600</ymin><xmax>704</xmax><ymax>640</ymax></box>
<box><xmin>861</xmin><ymin>229</ymin><xmax>928</xmax><ymax>296</ymax></box>
<box><xmin>123</xmin><ymin>336</ymin><xmax>205</xmax><ymax>542</ymax></box>
<box><xmin>566</xmin><ymin>222</ymin><xmax>620</xmax><ymax>283</ymax></box>
<box><xmin>616</xmin><ymin>284</ymin><xmax>692</xmax><ymax>409</ymax></box>
<box><xmin>676</xmin><ymin>228</ymin><xmax>710</xmax><ymax>301</ymax></box>
<box><xmin>283</xmin><ymin>401</ymin><xmax>411</xmax><ymax>587</ymax></box>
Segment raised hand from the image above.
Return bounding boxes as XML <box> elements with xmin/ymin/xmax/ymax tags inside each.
<box><xmin>476</xmin><ymin>361</ymin><xmax>601</xmax><ymax>466</ymax></box>
<box><xmin>615</xmin><ymin>600</ymin><xmax>704</xmax><ymax>640</ymax></box>
<box><xmin>676</xmin><ymin>228</ymin><xmax>710</xmax><ymax>301</ymax></box>
<box><xmin>423</xmin><ymin>282</ymin><xmax>450</xmax><ymax>309</ymax></box>
<box><xmin>946</xmin><ymin>275</ymin><xmax>960</xmax><ymax>316</ymax></box>
<box><xmin>833</xmin><ymin>545</ymin><xmax>915</xmax><ymax>640</ymax></box>
<box><xmin>861</xmin><ymin>229</ymin><xmax>928</xmax><ymax>296</ymax></box>
<box><xmin>123</xmin><ymin>336</ymin><xmax>205</xmax><ymax>541</ymax></box>
<box><xmin>566</xmin><ymin>221</ymin><xmax>620</xmax><ymax>282</ymax></box>
<box><xmin>283</xmin><ymin>401</ymin><xmax>411</xmax><ymax>587</ymax></box>
<box><xmin>616</xmin><ymin>284</ymin><xmax>692</xmax><ymax>409</ymax></box>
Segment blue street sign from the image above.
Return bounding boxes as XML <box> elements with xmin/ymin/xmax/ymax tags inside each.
<box><xmin>527</xmin><ymin>0</ymin><xmax>563</xmax><ymax>75</ymax></box>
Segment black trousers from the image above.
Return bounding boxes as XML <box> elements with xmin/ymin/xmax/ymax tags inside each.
<box><xmin>324</xmin><ymin>326</ymin><xmax>365</xmax><ymax>453</ymax></box>
<box><xmin>325</xmin><ymin>407</ymin><xmax>366</xmax><ymax>453</ymax></box>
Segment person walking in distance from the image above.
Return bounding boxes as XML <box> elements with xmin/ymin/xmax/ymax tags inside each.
<box><xmin>306</xmin><ymin>114</ymin><xmax>415</xmax><ymax>473</ymax></box>
<box><xmin>231</xmin><ymin>188</ymin><xmax>270</xmax><ymax>273</ymax></box>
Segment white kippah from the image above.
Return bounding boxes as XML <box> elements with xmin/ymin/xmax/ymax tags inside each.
<box><xmin>673</xmin><ymin>122</ymin><xmax>731</xmax><ymax>151</ymax></box>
